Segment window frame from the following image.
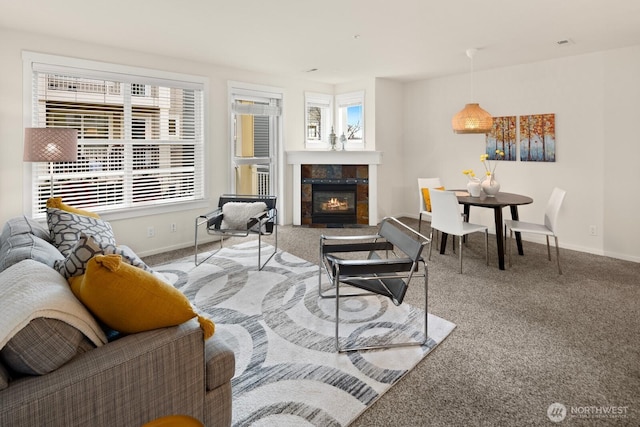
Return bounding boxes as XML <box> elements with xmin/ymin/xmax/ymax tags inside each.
<box><xmin>228</xmin><ymin>81</ymin><xmax>284</xmax><ymax>221</ymax></box>
<box><xmin>22</xmin><ymin>51</ymin><xmax>210</xmax><ymax>220</ymax></box>
<box><xmin>335</xmin><ymin>91</ymin><xmax>365</xmax><ymax>150</ymax></box>
<box><xmin>304</xmin><ymin>92</ymin><xmax>333</xmax><ymax>150</ymax></box>
<box><xmin>304</xmin><ymin>91</ymin><xmax>365</xmax><ymax>150</ymax></box>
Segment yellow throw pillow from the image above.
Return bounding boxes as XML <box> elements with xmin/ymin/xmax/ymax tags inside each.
<box><xmin>421</xmin><ymin>186</ymin><xmax>445</xmax><ymax>212</ymax></box>
<box><xmin>47</xmin><ymin>197</ymin><xmax>100</xmax><ymax>219</ymax></box>
<box><xmin>69</xmin><ymin>254</ymin><xmax>214</xmax><ymax>339</ymax></box>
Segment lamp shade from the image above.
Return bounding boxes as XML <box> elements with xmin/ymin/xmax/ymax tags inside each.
<box><xmin>451</xmin><ymin>103</ymin><xmax>493</xmax><ymax>134</ymax></box>
<box><xmin>24</xmin><ymin>128</ymin><xmax>78</xmax><ymax>162</ymax></box>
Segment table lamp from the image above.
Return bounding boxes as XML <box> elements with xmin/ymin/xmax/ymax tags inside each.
<box><xmin>23</xmin><ymin>127</ymin><xmax>78</xmax><ymax>198</ymax></box>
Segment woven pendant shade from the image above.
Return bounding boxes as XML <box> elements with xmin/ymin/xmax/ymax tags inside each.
<box><xmin>451</xmin><ymin>103</ymin><xmax>493</xmax><ymax>134</ymax></box>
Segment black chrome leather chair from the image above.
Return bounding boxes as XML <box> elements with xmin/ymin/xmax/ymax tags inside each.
<box><xmin>319</xmin><ymin>217</ymin><xmax>430</xmax><ymax>352</ymax></box>
<box><xmin>194</xmin><ymin>194</ymin><xmax>277</xmax><ymax>270</ymax></box>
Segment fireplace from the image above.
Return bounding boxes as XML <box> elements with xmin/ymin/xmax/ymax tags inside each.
<box><xmin>298</xmin><ymin>163</ymin><xmax>373</xmax><ymax>226</ymax></box>
<box><xmin>312</xmin><ymin>183</ymin><xmax>357</xmax><ymax>224</ymax></box>
<box><xmin>287</xmin><ymin>151</ymin><xmax>381</xmax><ymax>226</ymax></box>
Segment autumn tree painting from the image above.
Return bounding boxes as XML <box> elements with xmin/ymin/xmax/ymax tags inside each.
<box><xmin>520</xmin><ymin>113</ymin><xmax>556</xmax><ymax>162</ymax></box>
<box><xmin>486</xmin><ymin>116</ymin><xmax>516</xmax><ymax>161</ymax></box>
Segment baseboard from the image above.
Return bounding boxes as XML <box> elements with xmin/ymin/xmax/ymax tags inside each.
<box><xmin>136</xmin><ymin>236</ymin><xmax>222</xmax><ymax>257</ymax></box>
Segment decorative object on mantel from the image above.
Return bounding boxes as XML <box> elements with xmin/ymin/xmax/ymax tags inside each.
<box><xmin>462</xmin><ymin>169</ymin><xmax>482</xmax><ymax>197</ymax></box>
<box><xmin>480</xmin><ymin>150</ymin><xmax>504</xmax><ymax>196</ymax></box>
<box><xmin>329</xmin><ymin>127</ymin><xmax>337</xmax><ymax>150</ymax></box>
<box><xmin>339</xmin><ymin>132</ymin><xmax>347</xmax><ymax>150</ymax></box>
<box><xmin>520</xmin><ymin>113</ymin><xmax>556</xmax><ymax>162</ymax></box>
<box><xmin>452</xmin><ymin>48</ymin><xmax>493</xmax><ymax>134</ymax></box>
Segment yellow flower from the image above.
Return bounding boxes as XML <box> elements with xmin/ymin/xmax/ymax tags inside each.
<box><xmin>481</xmin><ymin>150</ymin><xmax>505</xmax><ymax>175</ymax></box>
<box><xmin>463</xmin><ymin>169</ymin><xmax>477</xmax><ymax>179</ymax></box>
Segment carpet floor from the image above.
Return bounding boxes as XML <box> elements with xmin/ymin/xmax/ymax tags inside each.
<box><xmin>144</xmin><ymin>217</ymin><xmax>640</xmax><ymax>426</ymax></box>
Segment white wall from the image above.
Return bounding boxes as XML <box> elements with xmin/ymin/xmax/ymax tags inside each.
<box><xmin>402</xmin><ymin>46</ymin><xmax>640</xmax><ymax>262</ymax></box>
<box><xmin>2</xmin><ymin>27</ymin><xmax>638</xmax><ymax>262</ymax></box>
<box><xmin>0</xmin><ymin>28</ymin><xmax>333</xmax><ymax>256</ymax></box>
<box><xmin>373</xmin><ymin>78</ymin><xmax>405</xmax><ymax>220</ymax></box>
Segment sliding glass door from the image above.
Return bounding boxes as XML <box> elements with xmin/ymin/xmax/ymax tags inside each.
<box><xmin>230</xmin><ymin>92</ymin><xmax>281</xmax><ymax>196</ymax></box>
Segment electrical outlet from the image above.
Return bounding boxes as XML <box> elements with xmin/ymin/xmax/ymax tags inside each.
<box><xmin>170</xmin><ymin>223</ymin><xmax>177</xmax><ymax>233</ymax></box>
<box><xmin>147</xmin><ymin>226</ymin><xmax>155</xmax><ymax>238</ymax></box>
<box><xmin>589</xmin><ymin>225</ymin><xmax>597</xmax><ymax>236</ymax></box>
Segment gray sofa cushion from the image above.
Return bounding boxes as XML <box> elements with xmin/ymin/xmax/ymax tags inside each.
<box><xmin>0</xmin><ymin>259</ymin><xmax>107</xmax><ymax>380</ymax></box>
<box><xmin>0</xmin><ymin>362</ymin><xmax>9</xmax><ymax>391</ymax></box>
<box><xmin>1</xmin><ymin>215</ymin><xmax>50</xmax><ymax>242</ymax></box>
<box><xmin>0</xmin><ymin>317</ymin><xmax>94</xmax><ymax>376</ymax></box>
<box><xmin>204</xmin><ymin>336</ymin><xmax>236</xmax><ymax>392</ymax></box>
<box><xmin>0</xmin><ymin>216</ymin><xmax>64</xmax><ymax>273</ymax></box>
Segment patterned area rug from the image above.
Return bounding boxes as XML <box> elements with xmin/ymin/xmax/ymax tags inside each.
<box><xmin>153</xmin><ymin>241</ymin><xmax>456</xmax><ymax>427</ymax></box>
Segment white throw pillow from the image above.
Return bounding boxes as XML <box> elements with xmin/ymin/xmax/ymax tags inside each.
<box><xmin>220</xmin><ymin>202</ymin><xmax>267</xmax><ymax>230</ymax></box>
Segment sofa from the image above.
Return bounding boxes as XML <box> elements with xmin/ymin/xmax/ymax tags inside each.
<box><xmin>0</xmin><ymin>214</ymin><xmax>235</xmax><ymax>426</ymax></box>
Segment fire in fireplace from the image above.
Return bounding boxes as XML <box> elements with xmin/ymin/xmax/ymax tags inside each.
<box><xmin>312</xmin><ymin>183</ymin><xmax>357</xmax><ymax>224</ymax></box>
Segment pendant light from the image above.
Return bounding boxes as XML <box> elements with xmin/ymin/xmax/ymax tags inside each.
<box><xmin>452</xmin><ymin>48</ymin><xmax>493</xmax><ymax>134</ymax></box>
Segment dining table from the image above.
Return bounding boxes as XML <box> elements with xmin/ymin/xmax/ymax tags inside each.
<box><xmin>439</xmin><ymin>190</ymin><xmax>534</xmax><ymax>270</ymax></box>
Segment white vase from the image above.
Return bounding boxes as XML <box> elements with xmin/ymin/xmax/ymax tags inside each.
<box><xmin>467</xmin><ymin>178</ymin><xmax>482</xmax><ymax>197</ymax></box>
<box><xmin>481</xmin><ymin>174</ymin><xmax>500</xmax><ymax>197</ymax></box>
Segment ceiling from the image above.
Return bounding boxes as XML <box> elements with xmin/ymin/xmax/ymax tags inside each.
<box><xmin>2</xmin><ymin>0</ymin><xmax>640</xmax><ymax>84</ymax></box>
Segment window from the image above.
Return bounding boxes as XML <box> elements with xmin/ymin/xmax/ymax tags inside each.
<box><xmin>229</xmin><ymin>84</ymin><xmax>282</xmax><ymax>196</ymax></box>
<box><xmin>305</xmin><ymin>92</ymin><xmax>332</xmax><ymax>149</ymax></box>
<box><xmin>304</xmin><ymin>91</ymin><xmax>364</xmax><ymax>150</ymax></box>
<box><xmin>24</xmin><ymin>53</ymin><xmax>206</xmax><ymax>218</ymax></box>
<box><xmin>131</xmin><ymin>83</ymin><xmax>150</xmax><ymax>97</ymax></box>
<box><xmin>335</xmin><ymin>91</ymin><xmax>365</xmax><ymax>150</ymax></box>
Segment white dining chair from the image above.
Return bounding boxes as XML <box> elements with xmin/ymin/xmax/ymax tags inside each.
<box><xmin>428</xmin><ymin>189</ymin><xmax>488</xmax><ymax>273</ymax></box>
<box><xmin>504</xmin><ymin>187</ymin><xmax>566</xmax><ymax>274</ymax></box>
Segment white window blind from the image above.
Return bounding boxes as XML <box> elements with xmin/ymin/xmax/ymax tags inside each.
<box><xmin>28</xmin><ymin>58</ymin><xmax>205</xmax><ymax>217</ymax></box>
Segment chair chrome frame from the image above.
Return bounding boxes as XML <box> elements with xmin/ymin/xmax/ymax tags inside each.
<box><xmin>319</xmin><ymin>217</ymin><xmax>430</xmax><ymax>353</ymax></box>
<box><xmin>194</xmin><ymin>194</ymin><xmax>277</xmax><ymax>270</ymax></box>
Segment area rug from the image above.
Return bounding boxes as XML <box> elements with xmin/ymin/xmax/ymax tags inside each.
<box><xmin>152</xmin><ymin>241</ymin><xmax>456</xmax><ymax>426</ymax></box>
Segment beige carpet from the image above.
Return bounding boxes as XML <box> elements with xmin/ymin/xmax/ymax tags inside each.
<box><xmin>144</xmin><ymin>217</ymin><xmax>640</xmax><ymax>426</ymax></box>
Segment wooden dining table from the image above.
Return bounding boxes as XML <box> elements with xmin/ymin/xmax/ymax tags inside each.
<box><xmin>439</xmin><ymin>191</ymin><xmax>534</xmax><ymax>270</ymax></box>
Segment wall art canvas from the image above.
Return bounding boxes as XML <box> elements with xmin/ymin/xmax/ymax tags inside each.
<box><xmin>486</xmin><ymin>116</ymin><xmax>517</xmax><ymax>160</ymax></box>
<box><xmin>519</xmin><ymin>113</ymin><xmax>556</xmax><ymax>162</ymax></box>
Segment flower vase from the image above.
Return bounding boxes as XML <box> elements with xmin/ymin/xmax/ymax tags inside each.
<box><xmin>481</xmin><ymin>174</ymin><xmax>500</xmax><ymax>197</ymax></box>
<box><xmin>467</xmin><ymin>178</ymin><xmax>482</xmax><ymax>197</ymax></box>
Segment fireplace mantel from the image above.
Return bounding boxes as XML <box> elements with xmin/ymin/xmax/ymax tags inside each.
<box><xmin>287</xmin><ymin>150</ymin><xmax>383</xmax><ymax>226</ymax></box>
<box><xmin>286</xmin><ymin>150</ymin><xmax>382</xmax><ymax>166</ymax></box>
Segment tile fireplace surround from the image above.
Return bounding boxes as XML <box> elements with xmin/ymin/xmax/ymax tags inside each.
<box><xmin>286</xmin><ymin>151</ymin><xmax>383</xmax><ymax>226</ymax></box>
